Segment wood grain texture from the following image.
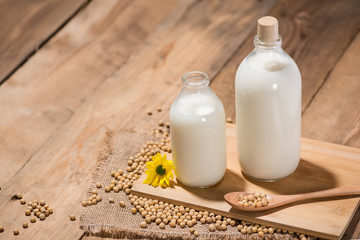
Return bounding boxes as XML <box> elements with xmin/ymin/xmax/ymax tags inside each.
<box><xmin>0</xmin><ymin>1</ymin><xmax>275</xmax><ymax>239</ymax></box>
<box><xmin>1</xmin><ymin>0</ymin><xmax>359</xmax><ymax>239</ymax></box>
<box><xmin>132</xmin><ymin>124</ymin><xmax>360</xmax><ymax>240</ymax></box>
<box><xmin>302</xmin><ymin>33</ymin><xmax>360</xmax><ymax>147</ymax></box>
<box><xmin>0</xmin><ymin>0</ymin><xmax>88</xmax><ymax>83</ymax></box>
<box><xmin>0</xmin><ymin>0</ymin><xmax>179</xmax><ymax>186</ymax></box>
<box><xmin>343</xmin><ymin>203</ymin><xmax>360</xmax><ymax>240</ymax></box>
<box><xmin>211</xmin><ymin>0</ymin><xmax>360</xmax><ymax>119</ymax></box>
<box><xmin>302</xmin><ymin>33</ymin><xmax>360</xmax><ymax>239</ymax></box>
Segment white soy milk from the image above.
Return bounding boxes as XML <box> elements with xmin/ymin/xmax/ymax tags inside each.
<box><xmin>235</xmin><ymin>16</ymin><xmax>301</xmax><ymax>181</ymax></box>
<box><xmin>170</xmin><ymin>71</ymin><xmax>226</xmax><ymax>188</ymax></box>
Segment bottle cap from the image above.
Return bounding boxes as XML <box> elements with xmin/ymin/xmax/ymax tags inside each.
<box><xmin>257</xmin><ymin>16</ymin><xmax>278</xmax><ymax>43</ymax></box>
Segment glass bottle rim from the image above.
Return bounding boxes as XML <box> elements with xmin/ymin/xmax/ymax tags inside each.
<box><xmin>182</xmin><ymin>71</ymin><xmax>210</xmax><ymax>88</ymax></box>
<box><xmin>254</xmin><ymin>35</ymin><xmax>282</xmax><ymax>49</ymax></box>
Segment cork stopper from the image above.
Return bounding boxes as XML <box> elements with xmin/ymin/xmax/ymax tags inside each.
<box><xmin>257</xmin><ymin>16</ymin><xmax>278</xmax><ymax>43</ymax></box>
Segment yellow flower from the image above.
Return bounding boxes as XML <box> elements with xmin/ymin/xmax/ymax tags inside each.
<box><xmin>143</xmin><ymin>153</ymin><xmax>174</xmax><ymax>188</ymax></box>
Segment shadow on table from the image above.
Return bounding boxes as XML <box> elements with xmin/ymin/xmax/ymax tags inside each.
<box><xmin>175</xmin><ymin>169</ymin><xmax>246</xmax><ymax>201</ymax></box>
<box><xmin>243</xmin><ymin>159</ymin><xmax>338</xmax><ymax>195</ymax></box>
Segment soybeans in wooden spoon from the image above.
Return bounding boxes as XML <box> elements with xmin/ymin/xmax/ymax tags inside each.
<box><xmin>224</xmin><ymin>186</ymin><xmax>360</xmax><ymax>212</ymax></box>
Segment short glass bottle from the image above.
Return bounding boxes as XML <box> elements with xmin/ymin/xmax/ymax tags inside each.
<box><xmin>170</xmin><ymin>71</ymin><xmax>227</xmax><ymax>188</ymax></box>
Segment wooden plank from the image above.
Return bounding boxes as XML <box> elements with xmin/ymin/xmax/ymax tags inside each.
<box><xmin>302</xmin><ymin>33</ymin><xmax>360</xmax><ymax>239</ymax></box>
<box><xmin>0</xmin><ymin>0</ymin><xmax>180</xmax><ymax>186</ymax></box>
<box><xmin>132</xmin><ymin>124</ymin><xmax>360</xmax><ymax>240</ymax></box>
<box><xmin>342</xmin><ymin>203</ymin><xmax>360</xmax><ymax>240</ymax></box>
<box><xmin>0</xmin><ymin>1</ymin><xmax>276</xmax><ymax>239</ymax></box>
<box><xmin>210</xmin><ymin>0</ymin><xmax>360</xmax><ymax>120</ymax></box>
<box><xmin>0</xmin><ymin>0</ymin><xmax>88</xmax><ymax>83</ymax></box>
<box><xmin>302</xmin><ymin>33</ymin><xmax>360</xmax><ymax>148</ymax></box>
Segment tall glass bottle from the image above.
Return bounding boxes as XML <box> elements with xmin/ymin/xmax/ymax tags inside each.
<box><xmin>170</xmin><ymin>71</ymin><xmax>226</xmax><ymax>188</ymax></box>
<box><xmin>235</xmin><ymin>16</ymin><xmax>301</xmax><ymax>181</ymax></box>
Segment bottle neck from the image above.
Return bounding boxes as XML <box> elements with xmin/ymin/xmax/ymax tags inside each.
<box><xmin>182</xmin><ymin>71</ymin><xmax>210</xmax><ymax>90</ymax></box>
<box><xmin>254</xmin><ymin>35</ymin><xmax>282</xmax><ymax>52</ymax></box>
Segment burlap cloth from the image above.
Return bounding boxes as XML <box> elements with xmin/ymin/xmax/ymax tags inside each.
<box><xmin>80</xmin><ymin>130</ymin><xmax>310</xmax><ymax>240</ymax></box>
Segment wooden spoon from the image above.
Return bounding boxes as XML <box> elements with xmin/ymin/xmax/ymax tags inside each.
<box><xmin>224</xmin><ymin>186</ymin><xmax>360</xmax><ymax>212</ymax></box>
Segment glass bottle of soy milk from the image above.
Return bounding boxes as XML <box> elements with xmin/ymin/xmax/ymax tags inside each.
<box><xmin>170</xmin><ymin>71</ymin><xmax>226</xmax><ymax>188</ymax></box>
<box><xmin>235</xmin><ymin>16</ymin><xmax>301</xmax><ymax>181</ymax></box>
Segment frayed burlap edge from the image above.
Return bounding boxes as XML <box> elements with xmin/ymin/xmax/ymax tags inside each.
<box><xmin>82</xmin><ymin>224</ymin><xmax>298</xmax><ymax>240</ymax></box>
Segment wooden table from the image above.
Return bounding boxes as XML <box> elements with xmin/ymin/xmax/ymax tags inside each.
<box><xmin>0</xmin><ymin>0</ymin><xmax>359</xmax><ymax>239</ymax></box>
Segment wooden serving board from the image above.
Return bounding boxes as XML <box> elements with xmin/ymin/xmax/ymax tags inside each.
<box><xmin>131</xmin><ymin>124</ymin><xmax>360</xmax><ymax>239</ymax></box>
